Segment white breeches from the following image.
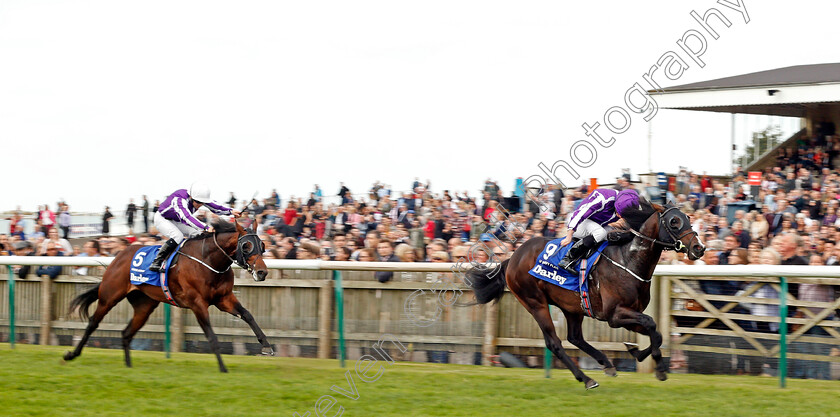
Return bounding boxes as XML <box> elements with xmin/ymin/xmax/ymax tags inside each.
<box><xmin>154</xmin><ymin>212</ymin><xmax>200</xmax><ymax>243</ymax></box>
<box><xmin>572</xmin><ymin>219</ymin><xmax>607</xmax><ymax>242</ymax></box>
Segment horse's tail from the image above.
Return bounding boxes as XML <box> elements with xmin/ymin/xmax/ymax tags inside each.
<box><xmin>68</xmin><ymin>284</ymin><xmax>100</xmax><ymax>321</ymax></box>
<box><xmin>464</xmin><ymin>259</ymin><xmax>509</xmax><ymax>305</ymax></box>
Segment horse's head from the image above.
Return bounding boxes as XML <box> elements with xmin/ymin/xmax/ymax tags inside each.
<box><xmin>231</xmin><ymin>219</ymin><xmax>268</xmax><ymax>281</ymax></box>
<box><xmin>655</xmin><ymin>203</ymin><xmax>705</xmax><ymax>260</ymax></box>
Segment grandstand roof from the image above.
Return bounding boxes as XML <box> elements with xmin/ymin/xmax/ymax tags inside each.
<box><xmin>649</xmin><ymin>63</ymin><xmax>840</xmax><ymax>117</ymax></box>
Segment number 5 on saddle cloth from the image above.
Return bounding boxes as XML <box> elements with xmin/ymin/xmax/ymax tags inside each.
<box><xmin>128</xmin><ymin>243</ymin><xmax>184</xmax><ymax>305</ymax></box>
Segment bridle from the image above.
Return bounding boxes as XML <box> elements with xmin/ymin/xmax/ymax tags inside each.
<box><xmin>601</xmin><ymin>204</ymin><xmax>701</xmax><ymax>283</ymax></box>
<box><xmin>626</xmin><ymin>205</ymin><xmax>700</xmax><ymax>253</ymax></box>
<box><xmin>212</xmin><ymin>231</ymin><xmax>265</xmax><ymax>278</ymax></box>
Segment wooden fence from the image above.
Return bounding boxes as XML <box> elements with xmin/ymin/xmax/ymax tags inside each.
<box><xmin>3</xmin><ymin>259</ymin><xmax>839</xmax><ymax>379</ymax></box>
<box><xmin>0</xmin><ymin>259</ymin><xmax>639</xmax><ymax>369</ymax></box>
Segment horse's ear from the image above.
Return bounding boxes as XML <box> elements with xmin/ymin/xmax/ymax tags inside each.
<box><xmin>234</xmin><ymin>218</ymin><xmax>246</xmax><ymax>235</ymax></box>
<box><xmin>651</xmin><ymin>202</ymin><xmax>665</xmax><ymax>213</ymax></box>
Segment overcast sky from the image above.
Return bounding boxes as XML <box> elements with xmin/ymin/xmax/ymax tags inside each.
<box><xmin>2</xmin><ymin>0</ymin><xmax>837</xmax><ymax>213</ymax></box>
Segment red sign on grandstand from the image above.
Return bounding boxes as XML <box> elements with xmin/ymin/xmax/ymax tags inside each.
<box><xmin>748</xmin><ymin>171</ymin><xmax>762</xmax><ymax>186</ymax></box>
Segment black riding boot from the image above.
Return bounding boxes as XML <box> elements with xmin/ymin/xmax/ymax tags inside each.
<box><xmin>149</xmin><ymin>238</ymin><xmax>178</xmax><ymax>272</ymax></box>
<box><xmin>558</xmin><ymin>235</ymin><xmax>597</xmax><ymax>274</ymax></box>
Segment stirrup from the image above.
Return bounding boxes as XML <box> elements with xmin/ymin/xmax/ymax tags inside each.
<box><xmin>561</xmin><ymin>261</ymin><xmax>580</xmax><ymax>274</ymax></box>
<box><xmin>149</xmin><ymin>259</ymin><xmax>165</xmax><ymax>272</ymax></box>
<box><xmin>558</xmin><ymin>256</ymin><xmax>581</xmax><ymax>274</ymax></box>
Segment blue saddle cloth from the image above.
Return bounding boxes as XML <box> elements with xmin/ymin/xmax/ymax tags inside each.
<box><xmin>129</xmin><ymin>245</ymin><xmax>178</xmax><ymax>287</ymax></box>
<box><xmin>528</xmin><ymin>239</ymin><xmax>609</xmax><ymax>293</ymax></box>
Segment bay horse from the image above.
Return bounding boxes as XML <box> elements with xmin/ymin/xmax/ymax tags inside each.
<box><xmin>467</xmin><ymin>200</ymin><xmax>704</xmax><ymax>389</ymax></box>
<box><xmin>65</xmin><ymin>218</ymin><xmax>272</xmax><ymax>372</ymax></box>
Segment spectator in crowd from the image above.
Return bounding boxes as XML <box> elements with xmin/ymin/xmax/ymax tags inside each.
<box><xmin>36</xmin><ymin>242</ymin><xmax>64</xmax><ymax>280</ymax></box>
<box><xmin>0</xmin><ymin>234</ymin><xmax>11</xmax><ymax>256</ymax></box>
<box><xmin>395</xmin><ymin>243</ymin><xmax>416</xmax><ymax>262</ymax></box>
<box><xmin>12</xmin><ymin>241</ymin><xmax>35</xmax><ymax>279</ymax></box>
<box><xmin>102</xmin><ymin>206</ymin><xmax>114</xmax><ymax>236</ymax></box>
<box><xmin>375</xmin><ymin>240</ymin><xmax>399</xmax><ymax>283</ymax></box>
<box><xmin>716</xmin><ymin>218</ymin><xmax>732</xmax><ymax>240</ymax></box>
<box><xmin>727</xmin><ymin>248</ymin><xmax>750</xmax><ymax>265</ymax></box>
<box><xmin>280</xmin><ymin>237</ymin><xmax>297</xmax><ymax>260</ymax></box>
<box><xmin>142</xmin><ymin>195</ymin><xmax>150</xmax><ymax>233</ymax></box>
<box><xmin>98</xmin><ymin>237</ymin><xmax>114</xmax><ymax>256</ymax></box>
<box><xmin>112</xmin><ymin>237</ymin><xmax>129</xmax><ymax>255</ymax></box>
<box><xmin>338</xmin><ymin>182</ymin><xmax>351</xmax><ymax>205</ymax></box>
<box><xmin>11</xmin><ymin>224</ymin><xmax>25</xmax><ymax>241</ymax></box>
<box><xmin>74</xmin><ymin>240</ymin><xmax>101</xmax><ymax>276</ymax></box>
<box><xmin>788</xmin><ymin>254</ymin><xmax>835</xmax><ymax>380</ymax></box>
<box><xmin>39</xmin><ymin>204</ymin><xmax>55</xmax><ymax>235</ymax></box>
<box><xmin>58</xmin><ymin>203</ymin><xmax>72</xmax><ymax>239</ymax></box>
<box><xmin>39</xmin><ymin>228</ymin><xmax>73</xmax><ymax>255</ymax></box>
<box><xmin>356</xmin><ymin>248</ymin><xmax>375</xmax><ymax>262</ymax></box>
<box><xmin>731</xmin><ymin>220</ymin><xmax>751</xmax><ymax>248</ymax></box>
<box><xmin>296</xmin><ymin>242</ymin><xmax>320</xmax><ymax>260</ymax></box>
<box><xmin>431</xmin><ymin>251</ymin><xmax>449</xmax><ymax>263</ymax></box>
<box><xmin>334</xmin><ymin>246</ymin><xmax>351</xmax><ymax>261</ymax></box>
<box><xmin>718</xmin><ymin>235</ymin><xmax>739</xmax><ymax>265</ymax></box>
<box><xmin>126</xmin><ymin>199</ymin><xmax>137</xmax><ymax>230</ymax></box>
<box><xmin>750</xmin><ymin>248</ymin><xmax>781</xmax><ymax>333</ymax></box>
<box><xmin>749</xmin><ymin>248</ymin><xmax>783</xmax><ymax>376</ymax></box>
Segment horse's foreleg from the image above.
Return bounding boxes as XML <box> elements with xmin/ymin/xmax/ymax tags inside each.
<box><xmin>530</xmin><ymin>305</ymin><xmax>598</xmax><ymax>389</ymax></box>
<box><xmin>192</xmin><ymin>303</ymin><xmax>227</xmax><ymax>373</ymax></box>
<box><xmin>216</xmin><ymin>295</ymin><xmax>274</xmax><ymax>356</ymax></box>
<box><xmin>122</xmin><ymin>292</ymin><xmax>160</xmax><ymax>368</ymax></box>
<box><xmin>608</xmin><ymin>306</ymin><xmax>667</xmax><ymax>381</ymax></box>
<box><xmin>562</xmin><ymin>311</ymin><xmax>616</xmax><ymax>376</ymax></box>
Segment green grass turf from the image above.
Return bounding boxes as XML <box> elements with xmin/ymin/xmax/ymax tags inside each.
<box><xmin>1</xmin><ymin>344</ymin><xmax>838</xmax><ymax>417</ymax></box>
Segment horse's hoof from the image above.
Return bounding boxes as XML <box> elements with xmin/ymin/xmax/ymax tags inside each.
<box><xmin>261</xmin><ymin>347</ymin><xmax>275</xmax><ymax>356</ymax></box>
<box><xmin>623</xmin><ymin>342</ymin><xmax>638</xmax><ymax>349</ymax></box>
<box><xmin>655</xmin><ymin>370</ymin><xmax>668</xmax><ymax>381</ymax></box>
<box><xmin>604</xmin><ymin>367</ymin><xmax>617</xmax><ymax>377</ymax></box>
<box><xmin>585</xmin><ymin>379</ymin><xmax>599</xmax><ymax>390</ymax></box>
<box><xmin>220</xmin><ymin>367</ymin><xmax>229</xmax><ymax>373</ymax></box>
<box><xmin>63</xmin><ymin>352</ymin><xmax>74</xmax><ymax>361</ymax></box>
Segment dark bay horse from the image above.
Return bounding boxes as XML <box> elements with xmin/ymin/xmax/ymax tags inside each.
<box><xmin>65</xmin><ymin>219</ymin><xmax>272</xmax><ymax>372</ymax></box>
<box><xmin>467</xmin><ymin>201</ymin><xmax>704</xmax><ymax>389</ymax></box>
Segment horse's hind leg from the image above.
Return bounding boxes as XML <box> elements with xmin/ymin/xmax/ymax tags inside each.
<box><xmin>608</xmin><ymin>306</ymin><xmax>667</xmax><ymax>381</ymax></box>
<box><xmin>526</xmin><ymin>303</ymin><xmax>598</xmax><ymax>389</ymax></box>
<box><xmin>122</xmin><ymin>291</ymin><xmax>161</xmax><ymax>368</ymax></box>
<box><xmin>562</xmin><ymin>310</ymin><xmax>616</xmax><ymax>377</ymax></box>
<box><xmin>64</xmin><ymin>291</ymin><xmax>125</xmax><ymax>362</ymax></box>
<box><xmin>216</xmin><ymin>294</ymin><xmax>274</xmax><ymax>355</ymax></box>
<box><xmin>192</xmin><ymin>302</ymin><xmax>227</xmax><ymax>373</ymax></box>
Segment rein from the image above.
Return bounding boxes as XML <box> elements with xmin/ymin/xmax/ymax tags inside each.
<box><xmin>601</xmin><ymin>205</ymin><xmax>699</xmax><ymax>283</ymax></box>
<box><xmin>599</xmin><ymin>252</ymin><xmax>650</xmax><ymax>282</ymax></box>
<box><xmin>176</xmin><ymin>232</ymin><xmax>242</xmax><ymax>274</ymax></box>
<box><xmin>626</xmin><ymin>206</ymin><xmax>699</xmax><ymax>252</ymax></box>
<box><xmin>213</xmin><ymin>232</ymin><xmax>241</xmax><ymax>269</ymax></box>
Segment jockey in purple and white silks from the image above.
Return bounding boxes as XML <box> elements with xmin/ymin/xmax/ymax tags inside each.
<box><xmin>149</xmin><ymin>182</ymin><xmax>241</xmax><ymax>272</ymax></box>
<box><xmin>557</xmin><ymin>188</ymin><xmax>640</xmax><ymax>273</ymax></box>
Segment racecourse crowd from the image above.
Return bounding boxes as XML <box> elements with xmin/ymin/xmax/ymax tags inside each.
<box><xmin>2</xmin><ymin>133</ymin><xmax>840</xmax><ymax>377</ymax></box>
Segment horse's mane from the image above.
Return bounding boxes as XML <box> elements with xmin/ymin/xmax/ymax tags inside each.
<box><xmin>608</xmin><ymin>198</ymin><xmax>658</xmax><ymax>232</ymax></box>
<box><xmin>191</xmin><ymin>219</ymin><xmax>239</xmax><ymax>240</ymax></box>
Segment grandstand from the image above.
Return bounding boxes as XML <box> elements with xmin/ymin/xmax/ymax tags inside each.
<box><xmin>650</xmin><ymin>63</ymin><xmax>840</xmax><ymax>172</ymax></box>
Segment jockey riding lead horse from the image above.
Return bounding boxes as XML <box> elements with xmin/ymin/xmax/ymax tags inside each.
<box><xmin>467</xmin><ymin>198</ymin><xmax>704</xmax><ymax>389</ymax></box>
